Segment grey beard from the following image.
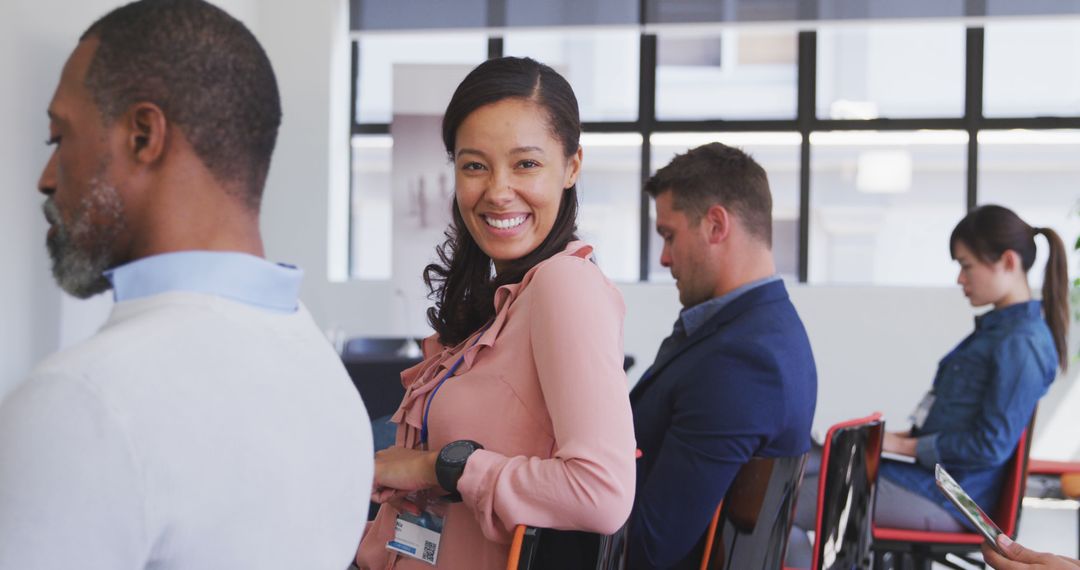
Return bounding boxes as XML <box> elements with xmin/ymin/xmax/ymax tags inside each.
<box><xmin>42</xmin><ymin>180</ymin><xmax>125</xmax><ymax>299</ymax></box>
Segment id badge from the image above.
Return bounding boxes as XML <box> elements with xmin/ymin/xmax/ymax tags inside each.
<box><xmin>909</xmin><ymin>390</ymin><xmax>936</xmax><ymax>430</ymax></box>
<box><xmin>387</xmin><ymin>493</ymin><xmax>449</xmax><ymax>565</ymax></box>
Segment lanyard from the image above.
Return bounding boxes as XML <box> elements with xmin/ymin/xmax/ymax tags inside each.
<box><xmin>420</xmin><ymin>327</ymin><xmax>488</xmax><ymax>447</ymax></box>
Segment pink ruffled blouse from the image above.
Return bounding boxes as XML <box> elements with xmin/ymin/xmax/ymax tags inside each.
<box><xmin>355</xmin><ymin>242</ymin><xmax>636</xmax><ymax>569</ymax></box>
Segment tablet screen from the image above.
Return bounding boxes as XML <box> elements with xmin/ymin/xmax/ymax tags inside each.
<box><xmin>934</xmin><ymin>464</ymin><xmax>1005</xmax><ymax>554</ymax></box>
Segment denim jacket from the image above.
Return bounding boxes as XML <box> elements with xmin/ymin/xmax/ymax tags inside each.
<box><xmin>880</xmin><ymin>300</ymin><xmax>1058</xmax><ymax>527</ymax></box>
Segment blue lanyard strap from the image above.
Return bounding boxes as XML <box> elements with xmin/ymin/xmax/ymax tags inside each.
<box><xmin>420</xmin><ymin>327</ymin><xmax>489</xmax><ymax>446</ymax></box>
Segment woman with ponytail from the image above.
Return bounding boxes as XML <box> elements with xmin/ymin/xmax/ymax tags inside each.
<box><xmin>878</xmin><ymin>204</ymin><xmax>1069</xmax><ymax>531</ymax></box>
<box><xmin>355</xmin><ymin>57</ymin><xmax>635</xmax><ymax>569</ymax></box>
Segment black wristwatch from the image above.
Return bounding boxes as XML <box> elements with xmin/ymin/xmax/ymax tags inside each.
<box><xmin>435</xmin><ymin>440</ymin><xmax>484</xmax><ymax>501</ymax></box>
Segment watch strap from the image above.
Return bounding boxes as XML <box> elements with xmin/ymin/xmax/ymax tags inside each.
<box><xmin>436</xmin><ymin>440</ymin><xmax>483</xmax><ymax>500</ymax></box>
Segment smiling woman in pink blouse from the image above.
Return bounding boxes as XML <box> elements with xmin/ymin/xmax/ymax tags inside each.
<box><xmin>354</xmin><ymin>57</ymin><xmax>636</xmax><ymax>570</ymax></box>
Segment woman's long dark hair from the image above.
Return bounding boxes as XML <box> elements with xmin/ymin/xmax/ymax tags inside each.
<box><xmin>950</xmin><ymin>204</ymin><xmax>1070</xmax><ymax>370</ymax></box>
<box><xmin>423</xmin><ymin>57</ymin><xmax>581</xmax><ymax>346</ymax></box>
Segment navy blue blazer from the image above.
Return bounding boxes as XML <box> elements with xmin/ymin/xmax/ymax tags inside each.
<box><xmin>627</xmin><ymin>280</ymin><xmax>817</xmax><ymax>569</ymax></box>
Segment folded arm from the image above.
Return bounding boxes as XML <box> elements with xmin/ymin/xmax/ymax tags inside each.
<box><xmin>457</xmin><ymin>256</ymin><xmax>637</xmax><ymax>541</ymax></box>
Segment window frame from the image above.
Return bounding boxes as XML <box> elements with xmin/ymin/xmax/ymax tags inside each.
<box><xmin>350</xmin><ymin>27</ymin><xmax>1080</xmax><ymax>282</ymax></box>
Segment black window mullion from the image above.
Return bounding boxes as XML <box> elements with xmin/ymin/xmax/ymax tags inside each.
<box><xmin>811</xmin><ymin>118</ymin><xmax>966</xmax><ymax>131</ymax></box>
<box><xmin>581</xmin><ymin>121</ymin><xmax>641</xmax><ymax>133</ymax></box>
<box><xmin>980</xmin><ymin>116</ymin><xmax>1080</xmax><ymax>129</ymax></box>
<box><xmin>652</xmin><ymin>119</ymin><xmax>801</xmax><ymax>132</ymax></box>
<box><xmin>797</xmin><ymin>31</ymin><xmax>816</xmax><ymax>284</ymax></box>
<box><xmin>487</xmin><ymin>0</ymin><xmax>504</xmax><ymax>59</ymax></box>
<box><xmin>965</xmin><ymin>27</ymin><xmax>985</xmax><ymax>212</ymax></box>
<box><xmin>964</xmin><ymin>0</ymin><xmax>987</xmax><ymax>17</ymax></box>
<box><xmin>487</xmin><ymin>36</ymin><xmax>504</xmax><ymax>59</ymax></box>
<box><xmin>348</xmin><ymin>39</ymin><xmax>360</xmax><ymax>278</ymax></box>
<box><xmin>350</xmin><ymin>40</ymin><xmax>360</xmax><ymax>129</ymax></box>
<box><xmin>486</xmin><ymin>0</ymin><xmax>506</xmax><ymax>28</ymax></box>
<box><xmin>352</xmin><ymin>123</ymin><xmax>390</xmax><ymax>135</ymax></box>
<box><xmin>639</xmin><ymin>34</ymin><xmax>657</xmax><ymax>282</ymax></box>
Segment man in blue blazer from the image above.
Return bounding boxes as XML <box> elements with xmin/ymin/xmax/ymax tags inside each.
<box><xmin>627</xmin><ymin>142</ymin><xmax>818</xmax><ymax>569</ymax></box>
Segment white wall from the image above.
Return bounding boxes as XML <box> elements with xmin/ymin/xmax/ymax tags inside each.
<box><xmin>0</xmin><ymin>0</ymin><xmax>114</xmax><ymax>397</ymax></box>
<box><xmin>621</xmin><ymin>280</ymin><xmax>1078</xmax><ymax>457</ymax></box>
<box><xmin>788</xmin><ymin>285</ymin><xmax>972</xmax><ymax>435</ymax></box>
<box><xmin>624</xmin><ymin>282</ymin><xmax>966</xmax><ymax>432</ymax></box>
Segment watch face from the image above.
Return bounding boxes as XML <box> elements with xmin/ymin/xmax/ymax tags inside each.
<box><xmin>443</xmin><ymin>441</ymin><xmax>474</xmax><ymax>463</ymax></box>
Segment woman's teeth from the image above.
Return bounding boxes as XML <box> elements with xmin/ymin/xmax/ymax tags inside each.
<box><xmin>484</xmin><ymin>215</ymin><xmax>527</xmax><ymax>229</ymax></box>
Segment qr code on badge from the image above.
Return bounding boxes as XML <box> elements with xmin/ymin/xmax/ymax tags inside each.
<box><xmin>423</xmin><ymin>540</ymin><xmax>437</xmax><ymax>563</ymax></box>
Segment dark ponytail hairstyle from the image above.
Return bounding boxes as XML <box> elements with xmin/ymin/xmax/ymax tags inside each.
<box><xmin>423</xmin><ymin>57</ymin><xmax>581</xmax><ymax>346</ymax></box>
<box><xmin>949</xmin><ymin>204</ymin><xmax>1070</xmax><ymax>370</ymax></box>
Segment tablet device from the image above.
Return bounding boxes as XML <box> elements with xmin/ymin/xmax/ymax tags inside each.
<box><xmin>934</xmin><ymin>464</ymin><xmax>1006</xmax><ymax>555</ymax></box>
<box><xmin>881</xmin><ymin>451</ymin><xmax>916</xmax><ymax>464</ymax></box>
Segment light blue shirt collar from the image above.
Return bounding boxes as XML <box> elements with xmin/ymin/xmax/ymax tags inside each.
<box><xmin>679</xmin><ymin>275</ymin><xmax>782</xmax><ymax>337</ymax></box>
<box><xmin>103</xmin><ymin>251</ymin><xmax>303</xmax><ymax>313</ymax></box>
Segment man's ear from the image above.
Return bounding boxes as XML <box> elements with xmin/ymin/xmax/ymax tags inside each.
<box><xmin>704</xmin><ymin>204</ymin><xmax>731</xmax><ymax>245</ymax></box>
<box><xmin>125</xmin><ymin>102</ymin><xmax>167</xmax><ymax>165</ymax></box>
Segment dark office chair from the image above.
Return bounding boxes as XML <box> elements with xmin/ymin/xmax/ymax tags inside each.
<box><xmin>341</xmin><ymin>337</ymin><xmax>422</xmax><ymax>420</ymax></box>
<box><xmin>505</xmin><ymin>448</ymin><xmax>641</xmax><ymax>570</ymax></box>
<box><xmin>342</xmin><ymin>337</ymin><xmax>419</xmax><ymax>358</ymax></box>
<box><xmin>871</xmin><ymin>414</ymin><xmax>1036</xmax><ymax>570</ymax></box>
<box><xmin>796</xmin><ymin>413</ymin><xmax>885</xmax><ymax>570</ymax></box>
<box><xmin>699</xmin><ymin>454</ymin><xmax>809</xmax><ymax>570</ymax></box>
<box><xmin>506</xmin><ymin>523</ymin><xmax>629</xmax><ymax>570</ymax></box>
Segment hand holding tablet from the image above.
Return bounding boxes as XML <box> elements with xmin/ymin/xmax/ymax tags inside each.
<box><xmin>981</xmin><ymin>534</ymin><xmax>1080</xmax><ymax>569</ymax></box>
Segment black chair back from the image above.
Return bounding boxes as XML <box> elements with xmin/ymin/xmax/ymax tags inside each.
<box><xmin>341</xmin><ymin>337</ymin><xmax>421</xmax><ymax>420</ymax></box>
<box><xmin>812</xmin><ymin>413</ymin><xmax>884</xmax><ymax>570</ymax></box>
<box><xmin>704</xmin><ymin>454</ymin><xmax>809</xmax><ymax>570</ymax></box>
<box><xmin>512</xmin><ymin>523</ymin><xmax>628</xmax><ymax>570</ymax></box>
<box><xmin>343</xmin><ymin>337</ymin><xmax>417</xmax><ymax>357</ymax></box>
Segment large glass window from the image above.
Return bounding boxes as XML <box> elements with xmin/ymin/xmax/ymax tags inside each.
<box><xmin>978</xmin><ymin>130</ymin><xmax>1080</xmax><ymax>287</ymax></box>
<box><xmin>350</xmin><ymin>23</ymin><xmax>1080</xmax><ymax>286</ymax></box>
<box><xmin>577</xmin><ymin>133</ymin><xmax>643</xmax><ymax>281</ymax></box>
<box><xmin>809</xmin><ymin>131</ymin><xmax>968</xmax><ymax>285</ymax></box>
<box><xmin>816</xmin><ymin>24</ymin><xmax>965</xmax><ymax>119</ymax></box>
<box><xmin>355</xmin><ymin>33</ymin><xmax>487</xmax><ymax>124</ymax></box>
<box><xmin>350</xmin><ymin>135</ymin><xmax>393</xmax><ymax>279</ymax></box>
<box><xmin>984</xmin><ymin>22</ymin><xmax>1080</xmax><ymax>118</ymax></box>
<box><xmin>648</xmin><ymin>132</ymin><xmax>801</xmax><ymax>281</ymax></box>
<box><xmin>656</xmin><ymin>30</ymin><xmax>798</xmax><ymax>120</ymax></box>
<box><xmin>503</xmin><ymin>30</ymin><xmax>640</xmax><ymax>122</ymax></box>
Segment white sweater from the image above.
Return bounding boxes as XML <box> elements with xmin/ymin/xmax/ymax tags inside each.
<box><xmin>0</xmin><ymin>292</ymin><xmax>372</xmax><ymax>570</ymax></box>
